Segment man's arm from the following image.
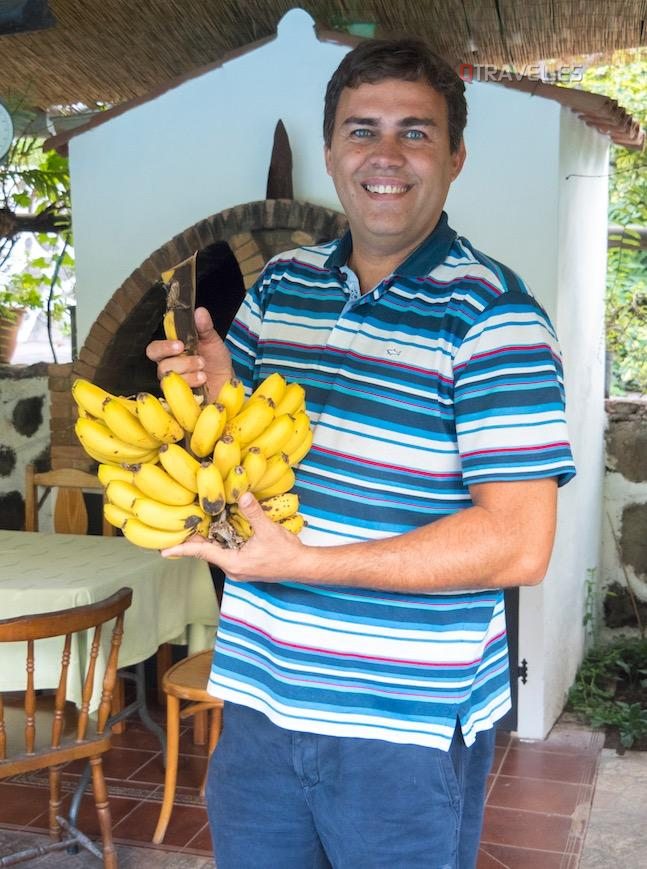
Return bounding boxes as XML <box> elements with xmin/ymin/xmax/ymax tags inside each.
<box><xmin>162</xmin><ymin>476</ymin><xmax>558</xmax><ymax>593</ymax></box>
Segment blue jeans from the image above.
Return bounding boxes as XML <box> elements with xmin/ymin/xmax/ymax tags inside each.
<box><xmin>206</xmin><ymin>703</ymin><xmax>495</xmax><ymax>869</ymax></box>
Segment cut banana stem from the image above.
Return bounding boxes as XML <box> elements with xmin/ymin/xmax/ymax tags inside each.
<box><xmin>132</xmin><ymin>462</ymin><xmax>196</xmax><ymax>506</ymax></box>
<box><xmin>273</xmin><ymin>382</ymin><xmax>306</xmax><ymax>417</ymax></box>
<box><xmin>97</xmin><ymin>464</ymin><xmax>135</xmax><ymax>487</ymax></box>
<box><xmin>102</xmin><ymin>397</ymin><xmax>162</xmax><ymax>450</ymax></box>
<box><xmin>259</xmin><ymin>492</ymin><xmax>300</xmax><ymax>521</ymax></box>
<box><xmin>158</xmin><ymin>443</ymin><xmax>200</xmax><ymax>492</ymax></box>
<box><xmin>121</xmin><ymin>518</ymin><xmax>195</xmax><ymax>551</ymax></box>
<box><xmin>224</xmin><ymin>464</ymin><xmax>250</xmax><ymax>504</ymax></box>
<box><xmin>215</xmin><ymin>377</ymin><xmax>245</xmax><ymax>419</ymax></box>
<box><xmin>132</xmin><ymin>497</ymin><xmax>206</xmax><ymax>532</ymax></box>
<box><xmin>160</xmin><ymin>371</ymin><xmax>202</xmax><ymax>433</ymax></box>
<box><xmin>190</xmin><ymin>402</ymin><xmax>228</xmax><ymax>457</ymax></box>
<box><xmin>136</xmin><ymin>392</ymin><xmax>184</xmax><ymax>444</ymax></box>
<box><xmin>213</xmin><ymin>433</ymin><xmax>241</xmax><ymax>479</ymax></box>
<box><xmin>197</xmin><ymin>461</ymin><xmax>226</xmax><ymax>516</ymax></box>
<box><xmin>105</xmin><ymin>480</ymin><xmax>141</xmax><ymax>512</ymax></box>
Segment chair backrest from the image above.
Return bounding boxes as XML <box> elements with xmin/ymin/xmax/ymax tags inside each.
<box><xmin>0</xmin><ymin>587</ymin><xmax>132</xmax><ymax>778</ymax></box>
<box><xmin>24</xmin><ymin>464</ymin><xmax>114</xmax><ymax>536</ymax></box>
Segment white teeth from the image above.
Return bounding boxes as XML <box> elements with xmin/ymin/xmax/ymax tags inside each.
<box><xmin>364</xmin><ymin>184</ymin><xmax>408</xmax><ymax>194</ymax></box>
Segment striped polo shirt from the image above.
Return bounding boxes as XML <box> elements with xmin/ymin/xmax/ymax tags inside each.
<box><xmin>208</xmin><ymin>212</ymin><xmax>576</xmax><ymax>750</ymax></box>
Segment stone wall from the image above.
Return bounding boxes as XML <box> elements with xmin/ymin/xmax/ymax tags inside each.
<box><xmin>0</xmin><ymin>362</ymin><xmax>50</xmax><ymax>529</ymax></box>
<box><xmin>601</xmin><ymin>398</ymin><xmax>647</xmax><ymax>637</ymax></box>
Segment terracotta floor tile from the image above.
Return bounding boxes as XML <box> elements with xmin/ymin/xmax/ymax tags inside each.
<box><xmin>488</xmin><ymin>774</ymin><xmax>593</xmax><ymax>816</ymax></box>
<box><xmin>479</xmin><ymin>843</ymin><xmax>571</xmax><ymax>868</ymax></box>
<box><xmin>0</xmin><ymin>783</ymin><xmax>52</xmax><ymax>827</ymax></box>
<box><xmin>64</xmin><ymin>748</ymin><xmax>158</xmax><ymax>781</ymax></box>
<box><xmin>490</xmin><ymin>745</ymin><xmax>508</xmax><ymax>776</ymax></box>
<box><xmin>113</xmin><ymin>800</ymin><xmax>208</xmax><ymax>848</ymax></box>
<box><xmin>481</xmin><ymin>805</ymin><xmax>574</xmax><ymax>852</ymax></box>
<box><xmin>499</xmin><ymin>746</ymin><xmax>597</xmax><ymax>784</ymax></box>
<box><xmin>495</xmin><ymin>729</ymin><xmax>513</xmax><ymax>748</ymax></box>
<box><xmin>133</xmin><ymin>752</ymin><xmax>208</xmax><ymax>790</ymax></box>
<box><xmin>111</xmin><ymin>725</ymin><xmax>166</xmax><ymax>753</ymax></box>
<box><xmin>29</xmin><ymin>793</ymin><xmax>139</xmax><ymax>839</ymax></box>
<box><xmin>184</xmin><ymin>822</ymin><xmax>214</xmax><ymax>853</ymax></box>
<box><xmin>518</xmin><ymin>727</ymin><xmax>605</xmax><ymax>756</ymax></box>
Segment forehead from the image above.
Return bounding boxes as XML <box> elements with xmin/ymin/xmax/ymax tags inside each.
<box><xmin>334</xmin><ymin>78</ymin><xmax>449</xmax><ymax>123</ymax></box>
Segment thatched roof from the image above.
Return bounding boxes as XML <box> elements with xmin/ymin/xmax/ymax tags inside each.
<box><xmin>0</xmin><ymin>1</ymin><xmax>645</xmax><ymax>109</ymax></box>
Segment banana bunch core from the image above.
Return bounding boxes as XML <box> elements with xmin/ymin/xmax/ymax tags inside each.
<box><xmin>72</xmin><ymin>372</ymin><xmax>311</xmax><ymax>551</ymax></box>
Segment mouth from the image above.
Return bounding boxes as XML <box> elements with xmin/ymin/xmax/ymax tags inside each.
<box><xmin>361</xmin><ymin>182</ymin><xmax>412</xmax><ymax>195</ymax></box>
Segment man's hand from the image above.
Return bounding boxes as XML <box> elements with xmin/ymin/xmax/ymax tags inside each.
<box><xmin>146</xmin><ymin>307</ymin><xmax>233</xmax><ymax>399</ymax></box>
<box><xmin>161</xmin><ymin>492</ymin><xmax>307</xmax><ymax>583</ymax></box>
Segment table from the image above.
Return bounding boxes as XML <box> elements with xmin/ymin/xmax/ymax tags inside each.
<box><xmin>0</xmin><ymin>530</ymin><xmax>218</xmax><ymax>712</ymax></box>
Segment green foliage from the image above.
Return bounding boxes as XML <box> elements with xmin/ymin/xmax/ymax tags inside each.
<box><xmin>567</xmin><ymin>637</ymin><xmax>647</xmax><ymax>750</ymax></box>
<box><xmin>578</xmin><ymin>50</ymin><xmax>647</xmax><ymax>395</ymax></box>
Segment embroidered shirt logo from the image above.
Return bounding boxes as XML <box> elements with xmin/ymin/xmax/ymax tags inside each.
<box><xmin>385</xmin><ymin>345</ymin><xmax>402</xmax><ymax>357</ymax></box>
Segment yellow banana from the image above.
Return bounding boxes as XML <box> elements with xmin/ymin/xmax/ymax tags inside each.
<box><xmin>273</xmin><ymin>382</ymin><xmax>306</xmax><ymax>417</ymax></box>
<box><xmin>132</xmin><ymin>497</ymin><xmax>206</xmax><ymax>532</ymax></box>
<box><xmin>288</xmin><ymin>429</ymin><xmax>313</xmax><ymax>467</ymax></box>
<box><xmin>226</xmin><ymin>396</ymin><xmax>275</xmax><ymax>445</ymax></box>
<box><xmin>115</xmin><ymin>395</ymin><xmax>138</xmax><ymax>414</ymax></box>
<box><xmin>281</xmin><ymin>411</ymin><xmax>311</xmax><ymax>456</ymax></box>
<box><xmin>102</xmin><ymin>397</ymin><xmax>162</xmax><ymax>450</ymax></box>
<box><xmin>245</xmin><ymin>413</ymin><xmax>295</xmax><ymax>458</ymax></box>
<box><xmin>72</xmin><ymin>378</ymin><xmax>113</xmax><ymax>419</ymax></box>
<box><xmin>136</xmin><ymin>392</ymin><xmax>184</xmax><ymax>444</ymax></box>
<box><xmin>241</xmin><ymin>447</ymin><xmax>267</xmax><ymax>489</ymax></box>
<box><xmin>190</xmin><ymin>402</ymin><xmax>228</xmax><ymax>457</ymax></box>
<box><xmin>97</xmin><ymin>464</ymin><xmax>135</xmax><ymax>487</ymax></box>
<box><xmin>163</xmin><ymin>310</ymin><xmax>177</xmax><ymax>340</ymax></box>
<box><xmin>160</xmin><ymin>371</ymin><xmax>202</xmax><ymax>433</ymax></box>
<box><xmin>132</xmin><ymin>462</ymin><xmax>196</xmax><ymax>506</ymax></box>
<box><xmin>105</xmin><ymin>480</ymin><xmax>141</xmax><ymax>512</ymax></box>
<box><xmin>75</xmin><ymin>418</ymin><xmax>158</xmax><ymax>463</ymax></box>
<box><xmin>228</xmin><ymin>508</ymin><xmax>253</xmax><ymax>541</ymax></box>
<box><xmin>215</xmin><ymin>377</ymin><xmax>246</xmax><ymax>419</ymax></box>
<box><xmin>158</xmin><ymin>443</ymin><xmax>200</xmax><ymax>493</ymax></box>
<box><xmin>252</xmin><ymin>452</ymin><xmax>290</xmax><ymax>493</ymax></box>
<box><xmin>259</xmin><ymin>493</ymin><xmax>300</xmax><ymax>522</ymax></box>
<box><xmin>103</xmin><ymin>502</ymin><xmax>134</xmax><ymax>530</ymax></box>
<box><xmin>253</xmin><ymin>467</ymin><xmax>295</xmax><ymax>501</ymax></box>
<box><xmin>280</xmin><ymin>514</ymin><xmax>306</xmax><ymax>535</ymax></box>
<box><xmin>224</xmin><ymin>465</ymin><xmax>250</xmax><ymax>504</ymax></box>
<box><xmin>213</xmin><ymin>433</ymin><xmax>241</xmax><ymax>480</ymax></box>
<box><xmin>122</xmin><ymin>518</ymin><xmax>196</xmax><ymax>551</ymax></box>
<box><xmin>250</xmin><ymin>372</ymin><xmax>287</xmax><ymax>406</ymax></box>
<box><xmin>196</xmin><ymin>461</ymin><xmax>226</xmax><ymax>516</ymax></box>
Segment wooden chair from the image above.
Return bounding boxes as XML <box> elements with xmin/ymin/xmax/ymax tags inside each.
<box><xmin>0</xmin><ymin>587</ymin><xmax>132</xmax><ymax>868</ymax></box>
<box><xmin>24</xmin><ymin>464</ymin><xmax>115</xmax><ymax>537</ymax></box>
<box><xmin>152</xmin><ymin>650</ymin><xmax>223</xmax><ymax>844</ymax></box>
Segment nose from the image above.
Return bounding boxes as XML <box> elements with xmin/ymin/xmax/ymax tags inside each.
<box><xmin>367</xmin><ymin>134</ymin><xmax>406</xmax><ymax>168</ymax></box>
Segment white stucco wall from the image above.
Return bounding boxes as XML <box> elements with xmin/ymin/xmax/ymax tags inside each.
<box><xmin>66</xmin><ymin>8</ymin><xmax>611</xmax><ymax>738</ymax></box>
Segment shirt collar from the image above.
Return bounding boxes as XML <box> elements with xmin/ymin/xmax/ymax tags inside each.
<box><xmin>324</xmin><ymin>211</ymin><xmax>458</xmax><ymax>277</ymax></box>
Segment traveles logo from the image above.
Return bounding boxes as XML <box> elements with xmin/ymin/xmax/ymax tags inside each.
<box><xmin>459</xmin><ymin>63</ymin><xmax>584</xmax><ymax>84</ymax></box>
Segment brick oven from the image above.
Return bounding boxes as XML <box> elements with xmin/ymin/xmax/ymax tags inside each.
<box><xmin>49</xmin><ymin>198</ymin><xmax>347</xmax><ymax>470</ymax></box>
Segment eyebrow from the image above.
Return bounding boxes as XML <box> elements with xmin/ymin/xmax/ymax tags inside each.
<box><xmin>341</xmin><ymin>115</ymin><xmax>439</xmax><ymax>128</ymax></box>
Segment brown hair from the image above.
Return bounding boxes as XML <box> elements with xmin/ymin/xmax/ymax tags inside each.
<box><xmin>323</xmin><ymin>38</ymin><xmax>467</xmax><ymax>153</ymax></box>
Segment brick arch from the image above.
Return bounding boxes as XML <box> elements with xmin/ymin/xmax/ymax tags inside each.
<box><xmin>54</xmin><ymin>199</ymin><xmax>347</xmax><ymax>469</ymax></box>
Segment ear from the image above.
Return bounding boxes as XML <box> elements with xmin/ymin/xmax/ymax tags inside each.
<box><xmin>324</xmin><ymin>144</ymin><xmax>333</xmax><ymax>177</ymax></box>
<box><xmin>450</xmin><ymin>139</ymin><xmax>467</xmax><ymax>181</ymax></box>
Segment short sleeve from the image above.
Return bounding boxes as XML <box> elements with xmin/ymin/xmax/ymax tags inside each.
<box><xmin>453</xmin><ymin>291</ymin><xmax>576</xmax><ymax>487</ymax></box>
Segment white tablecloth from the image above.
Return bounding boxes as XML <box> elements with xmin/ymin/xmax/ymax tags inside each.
<box><xmin>0</xmin><ymin>530</ymin><xmax>218</xmax><ymax>710</ymax></box>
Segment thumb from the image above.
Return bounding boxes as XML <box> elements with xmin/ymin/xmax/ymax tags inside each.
<box><xmin>237</xmin><ymin>492</ymin><xmax>269</xmax><ymax>529</ymax></box>
<box><xmin>194</xmin><ymin>307</ymin><xmax>219</xmax><ymax>343</ymax></box>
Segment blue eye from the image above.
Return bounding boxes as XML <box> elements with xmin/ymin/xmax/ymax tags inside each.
<box><xmin>404</xmin><ymin>129</ymin><xmax>425</xmax><ymax>140</ymax></box>
<box><xmin>350</xmin><ymin>128</ymin><xmax>373</xmax><ymax>138</ymax></box>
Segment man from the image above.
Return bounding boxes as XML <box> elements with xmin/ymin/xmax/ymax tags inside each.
<box><xmin>148</xmin><ymin>38</ymin><xmax>575</xmax><ymax>869</ymax></box>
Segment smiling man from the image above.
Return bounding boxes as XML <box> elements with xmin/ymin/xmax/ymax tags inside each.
<box><xmin>147</xmin><ymin>38</ymin><xmax>575</xmax><ymax>869</ymax></box>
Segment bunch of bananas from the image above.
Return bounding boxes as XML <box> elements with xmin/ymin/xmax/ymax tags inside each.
<box><xmin>71</xmin><ymin>371</ymin><xmax>312</xmax><ymax>551</ymax></box>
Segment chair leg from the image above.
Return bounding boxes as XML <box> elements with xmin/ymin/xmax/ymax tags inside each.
<box><xmin>199</xmin><ymin>705</ymin><xmax>223</xmax><ymax>798</ymax></box>
<box><xmin>48</xmin><ymin>764</ymin><xmax>63</xmax><ymax>841</ymax></box>
<box><xmin>152</xmin><ymin>694</ymin><xmax>180</xmax><ymax>845</ymax></box>
<box><xmin>89</xmin><ymin>755</ymin><xmax>117</xmax><ymax>869</ymax></box>
<box><xmin>193</xmin><ymin>709</ymin><xmax>207</xmax><ymax>745</ymax></box>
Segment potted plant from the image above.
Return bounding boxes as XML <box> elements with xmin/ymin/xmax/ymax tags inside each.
<box><xmin>0</xmin><ymin>276</ymin><xmax>41</xmax><ymax>362</ymax></box>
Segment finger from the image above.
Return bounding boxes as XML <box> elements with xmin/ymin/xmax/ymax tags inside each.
<box><xmin>146</xmin><ymin>339</ymin><xmax>184</xmax><ymax>363</ymax></box>
<box><xmin>195</xmin><ymin>307</ymin><xmax>219</xmax><ymax>343</ymax></box>
<box><xmin>161</xmin><ymin>535</ymin><xmax>226</xmax><ymax>563</ymax></box>
<box><xmin>157</xmin><ymin>354</ymin><xmax>206</xmax><ymax>381</ymax></box>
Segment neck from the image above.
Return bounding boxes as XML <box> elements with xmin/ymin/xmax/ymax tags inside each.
<box><xmin>348</xmin><ymin>242</ymin><xmax>418</xmax><ymax>294</ymax></box>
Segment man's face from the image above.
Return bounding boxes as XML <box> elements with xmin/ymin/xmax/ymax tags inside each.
<box><xmin>324</xmin><ymin>77</ymin><xmax>466</xmax><ymax>263</ymax></box>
